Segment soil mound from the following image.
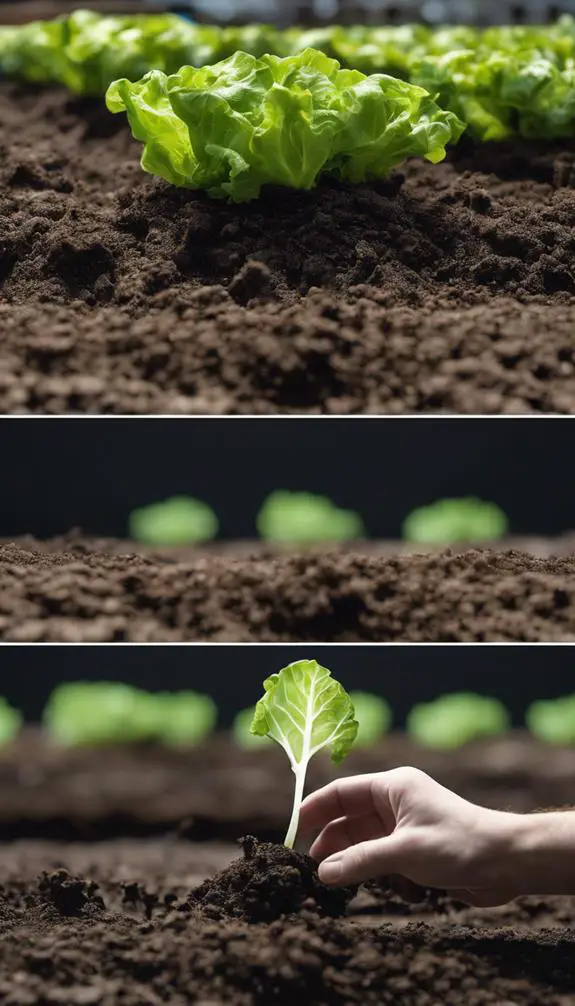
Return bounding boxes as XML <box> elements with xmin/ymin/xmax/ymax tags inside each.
<box><xmin>185</xmin><ymin>838</ymin><xmax>355</xmax><ymax>922</ymax></box>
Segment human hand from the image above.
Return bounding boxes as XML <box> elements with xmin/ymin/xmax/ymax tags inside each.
<box><xmin>300</xmin><ymin>767</ymin><xmax>526</xmax><ymax>907</ymax></box>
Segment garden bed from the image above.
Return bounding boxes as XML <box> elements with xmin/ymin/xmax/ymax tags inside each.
<box><xmin>1</xmin><ymin>81</ymin><xmax>575</xmax><ymax>415</ymax></box>
<box><xmin>1</xmin><ymin>733</ymin><xmax>575</xmax><ymax>1004</ymax></box>
<box><xmin>1</xmin><ymin>536</ymin><xmax>575</xmax><ymax>641</ymax></box>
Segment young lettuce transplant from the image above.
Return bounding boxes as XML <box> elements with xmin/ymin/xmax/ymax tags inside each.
<box><xmin>526</xmin><ymin>695</ymin><xmax>575</xmax><ymax>746</ymax></box>
<box><xmin>250</xmin><ymin>660</ymin><xmax>358</xmax><ymax>848</ymax></box>
<box><xmin>43</xmin><ymin>682</ymin><xmax>216</xmax><ymax>747</ymax></box>
<box><xmin>0</xmin><ymin>697</ymin><xmax>22</xmax><ymax>745</ymax></box>
<box><xmin>402</xmin><ymin>497</ymin><xmax>508</xmax><ymax>545</ymax></box>
<box><xmin>105</xmin><ymin>48</ymin><xmax>465</xmax><ymax>202</ymax></box>
<box><xmin>407</xmin><ymin>693</ymin><xmax>510</xmax><ymax>750</ymax></box>
<box><xmin>129</xmin><ymin>496</ymin><xmax>219</xmax><ymax>546</ymax></box>
<box><xmin>348</xmin><ymin>692</ymin><xmax>392</xmax><ymax>747</ymax></box>
<box><xmin>257</xmin><ymin>490</ymin><xmax>365</xmax><ymax>544</ymax></box>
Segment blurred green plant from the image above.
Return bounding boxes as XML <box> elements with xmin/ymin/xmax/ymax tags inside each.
<box><xmin>402</xmin><ymin>497</ymin><xmax>508</xmax><ymax>544</ymax></box>
<box><xmin>233</xmin><ymin>706</ymin><xmax>273</xmax><ymax>748</ymax></box>
<box><xmin>43</xmin><ymin>682</ymin><xmax>216</xmax><ymax>747</ymax></box>
<box><xmin>349</xmin><ymin>691</ymin><xmax>392</xmax><ymax>747</ymax></box>
<box><xmin>257</xmin><ymin>491</ymin><xmax>365</xmax><ymax>543</ymax></box>
<box><xmin>129</xmin><ymin>495</ymin><xmax>219</xmax><ymax>545</ymax></box>
<box><xmin>526</xmin><ymin>695</ymin><xmax>575</xmax><ymax>745</ymax></box>
<box><xmin>0</xmin><ymin>697</ymin><xmax>22</xmax><ymax>745</ymax></box>
<box><xmin>407</xmin><ymin>692</ymin><xmax>510</xmax><ymax>749</ymax></box>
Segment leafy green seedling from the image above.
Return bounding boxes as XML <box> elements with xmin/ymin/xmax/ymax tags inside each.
<box><xmin>407</xmin><ymin>692</ymin><xmax>509</xmax><ymax>750</ymax></box>
<box><xmin>257</xmin><ymin>490</ymin><xmax>365</xmax><ymax>544</ymax></box>
<box><xmin>129</xmin><ymin>495</ymin><xmax>218</xmax><ymax>545</ymax></box>
<box><xmin>0</xmin><ymin>698</ymin><xmax>22</xmax><ymax>745</ymax></box>
<box><xmin>526</xmin><ymin>695</ymin><xmax>575</xmax><ymax>746</ymax></box>
<box><xmin>349</xmin><ymin>691</ymin><xmax>392</xmax><ymax>747</ymax></box>
<box><xmin>43</xmin><ymin>682</ymin><xmax>216</xmax><ymax>747</ymax></box>
<box><xmin>250</xmin><ymin>660</ymin><xmax>358</xmax><ymax>848</ymax></box>
<box><xmin>402</xmin><ymin>497</ymin><xmax>508</xmax><ymax>544</ymax></box>
<box><xmin>153</xmin><ymin>691</ymin><xmax>217</xmax><ymax>747</ymax></box>
<box><xmin>233</xmin><ymin>707</ymin><xmax>273</xmax><ymax>749</ymax></box>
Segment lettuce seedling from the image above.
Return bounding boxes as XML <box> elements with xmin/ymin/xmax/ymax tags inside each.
<box><xmin>349</xmin><ymin>691</ymin><xmax>392</xmax><ymax>747</ymax></box>
<box><xmin>402</xmin><ymin>497</ymin><xmax>508</xmax><ymax>545</ymax></box>
<box><xmin>250</xmin><ymin>660</ymin><xmax>358</xmax><ymax>848</ymax></box>
<box><xmin>0</xmin><ymin>698</ymin><xmax>22</xmax><ymax>745</ymax></box>
<box><xmin>257</xmin><ymin>490</ymin><xmax>364</xmax><ymax>544</ymax></box>
<box><xmin>407</xmin><ymin>692</ymin><xmax>510</xmax><ymax>750</ymax></box>
<box><xmin>129</xmin><ymin>496</ymin><xmax>218</xmax><ymax>545</ymax></box>
<box><xmin>43</xmin><ymin>682</ymin><xmax>216</xmax><ymax>747</ymax></box>
<box><xmin>526</xmin><ymin>695</ymin><xmax>575</xmax><ymax>746</ymax></box>
<box><xmin>106</xmin><ymin>48</ymin><xmax>464</xmax><ymax>202</ymax></box>
<box><xmin>233</xmin><ymin>706</ymin><xmax>273</xmax><ymax>749</ymax></box>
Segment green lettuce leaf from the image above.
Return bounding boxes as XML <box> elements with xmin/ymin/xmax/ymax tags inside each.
<box><xmin>106</xmin><ymin>48</ymin><xmax>464</xmax><ymax>202</ymax></box>
<box><xmin>408</xmin><ymin>693</ymin><xmax>510</xmax><ymax>750</ymax></box>
<box><xmin>251</xmin><ymin>659</ymin><xmax>358</xmax><ymax>847</ymax></box>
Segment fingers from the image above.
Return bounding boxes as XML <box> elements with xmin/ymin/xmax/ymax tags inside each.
<box><xmin>318</xmin><ymin>835</ymin><xmax>405</xmax><ymax>887</ymax></box>
<box><xmin>300</xmin><ymin>775</ymin><xmax>386</xmax><ymax>836</ymax></box>
<box><xmin>310</xmin><ymin>810</ymin><xmax>385</xmax><ymax>862</ymax></box>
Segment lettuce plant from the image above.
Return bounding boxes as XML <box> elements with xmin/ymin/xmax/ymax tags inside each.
<box><xmin>257</xmin><ymin>490</ymin><xmax>365</xmax><ymax>543</ymax></box>
<box><xmin>526</xmin><ymin>695</ymin><xmax>575</xmax><ymax>746</ymax></box>
<box><xmin>106</xmin><ymin>48</ymin><xmax>464</xmax><ymax>202</ymax></box>
<box><xmin>129</xmin><ymin>496</ymin><xmax>218</xmax><ymax>545</ymax></box>
<box><xmin>250</xmin><ymin>660</ymin><xmax>358</xmax><ymax>848</ymax></box>
<box><xmin>43</xmin><ymin>682</ymin><xmax>216</xmax><ymax>747</ymax></box>
<box><xmin>0</xmin><ymin>698</ymin><xmax>22</xmax><ymax>745</ymax></box>
<box><xmin>407</xmin><ymin>693</ymin><xmax>510</xmax><ymax>750</ymax></box>
<box><xmin>402</xmin><ymin>497</ymin><xmax>508</xmax><ymax>545</ymax></box>
<box><xmin>348</xmin><ymin>691</ymin><xmax>392</xmax><ymax>747</ymax></box>
<box><xmin>233</xmin><ymin>706</ymin><xmax>273</xmax><ymax>748</ymax></box>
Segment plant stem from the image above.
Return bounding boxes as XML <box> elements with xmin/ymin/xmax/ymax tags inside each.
<box><xmin>284</xmin><ymin>767</ymin><xmax>306</xmax><ymax>849</ymax></box>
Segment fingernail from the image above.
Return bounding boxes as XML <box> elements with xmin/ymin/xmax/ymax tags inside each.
<box><xmin>319</xmin><ymin>855</ymin><xmax>343</xmax><ymax>884</ymax></box>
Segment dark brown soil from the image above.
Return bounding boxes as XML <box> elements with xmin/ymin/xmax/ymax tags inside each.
<box><xmin>1</xmin><ymin>731</ymin><xmax>574</xmax><ymax>841</ymax></box>
<box><xmin>1</xmin><ymin>837</ymin><xmax>575</xmax><ymax>1005</ymax></box>
<box><xmin>1</xmin><ymin>82</ymin><xmax>575</xmax><ymax>414</ymax></box>
<box><xmin>1</xmin><ymin>537</ymin><xmax>575</xmax><ymax>641</ymax></box>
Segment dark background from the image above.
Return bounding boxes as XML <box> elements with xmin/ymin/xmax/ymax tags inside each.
<box><xmin>1</xmin><ymin>645</ymin><xmax>572</xmax><ymax>725</ymax></box>
<box><xmin>0</xmin><ymin>418</ymin><xmax>572</xmax><ymax>540</ymax></box>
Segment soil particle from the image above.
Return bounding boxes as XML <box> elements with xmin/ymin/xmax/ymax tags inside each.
<box><xmin>2</xmin><ymin>83</ymin><xmax>575</xmax><ymax>414</ymax></box>
<box><xmin>184</xmin><ymin>838</ymin><xmax>355</xmax><ymax>922</ymax></box>
<box><xmin>1</xmin><ymin>539</ymin><xmax>575</xmax><ymax>641</ymax></box>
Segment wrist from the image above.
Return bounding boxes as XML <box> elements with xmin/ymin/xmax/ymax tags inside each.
<box><xmin>503</xmin><ymin>810</ymin><xmax>575</xmax><ymax>897</ymax></box>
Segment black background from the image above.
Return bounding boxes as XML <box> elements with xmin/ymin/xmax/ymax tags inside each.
<box><xmin>0</xmin><ymin>418</ymin><xmax>572</xmax><ymax>539</ymax></box>
<box><xmin>1</xmin><ymin>645</ymin><xmax>572</xmax><ymax>725</ymax></box>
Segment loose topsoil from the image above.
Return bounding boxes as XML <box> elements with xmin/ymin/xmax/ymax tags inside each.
<box><xmin>1</xmin><ymin>736</ymin><xmax>575</xmax><ymax>1004</ymax></box>
<box><xmin>1</xmin><ymin>535</ymin><xmax>575</xmax><ymax>641</ymax></box>
<box><xmin>1</xmin><ymin>82</ymin><xmax>575</xmax><ymax>414</ymax></box>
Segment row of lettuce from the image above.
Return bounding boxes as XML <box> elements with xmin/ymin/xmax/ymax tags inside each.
<box><xmin>1</xmin><ymin>12</ymin><xmax>574</xmax><ymax>143</ymax></box>
<box><xmin>130</xmin><ymin>492</ymin><xmax>509</xmax><ymax>546</ymax></box>
<box><xmin>1</xmin><ymin>683</ymin><xmax>574</xmax><ymax>750</ymax></box>
<box><xmin>1</xmin><ymin>13</ymin><xmax>574</xmax><ymax>201</ymax></box>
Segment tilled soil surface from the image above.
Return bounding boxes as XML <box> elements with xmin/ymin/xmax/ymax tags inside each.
<box><xmin>1</xmin><ymin>537</ymin><xmax>575</xmax><ymax>641</ymax></box>
<box><xmin>1</xmin><ymin>83</ymin><xmax>575</xmax><ymax>414</ymax></box>
<box><xmin>1</xmin><ymin>837</ymin><xmax>575</xmax><ymax>1005</ymax></box>
<box><xmin>1</xmin><ymin>731</ymin><xmax>574</xmax><ymax>841</ymax></box>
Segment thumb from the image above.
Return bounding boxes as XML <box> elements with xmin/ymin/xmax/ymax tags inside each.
<box><xmin>318</xmin><ymin>835</ymin><xmax>406</xmax><ymax>887</ymax></box>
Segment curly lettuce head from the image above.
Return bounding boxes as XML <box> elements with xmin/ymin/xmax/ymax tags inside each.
<box><xmin>106</xmin><ymin>48</ymin><xmax>465</xmax><ymax>202</ymax></box>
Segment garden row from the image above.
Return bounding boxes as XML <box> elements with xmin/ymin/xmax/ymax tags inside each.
<box><xmin>1</xmin><ymin>11</ymin><xmax>574</xmax><ymax>142</ymax></box>
<box><xmin>2</xmin><ymin>680</ymin><xmax>575</xmax><ymax>749</ymax></box>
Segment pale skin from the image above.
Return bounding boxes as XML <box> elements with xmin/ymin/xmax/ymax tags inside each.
<box><xmin>299</xmin><ymin>767</ymin><xmax>575</xmax><ymax>905</ymax></box>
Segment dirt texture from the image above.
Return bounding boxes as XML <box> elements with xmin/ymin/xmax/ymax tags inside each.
<box><xmin>1</xmin><ymin>537</ymin><xmax>575</xmax><ymax>641</ymax></box>
<box><xmin>1</xmin><ymin>82</ymin><xmax>575</xmax><ymax>414</ymax></box>
<box><xmin>1</xmin><ymin>836</ymin><xmax>575</xmax><ymax>1005</ymax></box>
<box><xmin>1</xmin><ymin>731</ymin><xmax>574</xmax><ymax>841</ymax></box>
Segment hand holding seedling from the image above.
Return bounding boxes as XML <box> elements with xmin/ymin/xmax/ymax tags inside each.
<box><xmin>300</xmin><ymin>767</ymin><xmax>575</xmax><ymax>904</ymax></box>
